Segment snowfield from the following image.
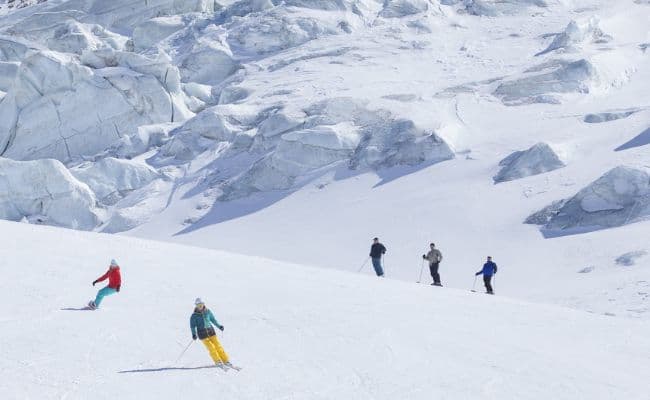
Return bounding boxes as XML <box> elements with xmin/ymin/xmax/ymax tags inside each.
<box><xmin>1</xmin><ymin>220</ymin><xmax>649</xmax><ymax>400</ymax></box>
<box><xmin>0</xmin><ymin>2</ymin><xmax>650</xmax><ymax>395</ymax></box>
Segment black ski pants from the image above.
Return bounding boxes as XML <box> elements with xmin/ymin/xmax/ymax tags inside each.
<box><xmin>429</xmin><ymin>262</ymin><xmax>441</xmax><ymax>284</ymax></box>
<box><xmin>483</xmin><ymin>275</ymin><xmax>493</xmax><ymax>293</ymax></box>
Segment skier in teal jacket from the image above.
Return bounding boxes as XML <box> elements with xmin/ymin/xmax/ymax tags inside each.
<box><xmin>190</xmin><ymin>298</ymin><xmax>231</xmax><ymax>367</ymax></box>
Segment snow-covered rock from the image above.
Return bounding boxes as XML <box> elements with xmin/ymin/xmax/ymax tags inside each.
<box><xmin>532</xmin><ymin>166</ymin><xmax>650</xmax><ymax>235</ymax></box>
<box><xmin>50</xmin><ymin>0</ymin><xmax>217</xmax><ymax>32</ymax></box>
<box><xmin>494</xmin><ymin>59</ymin><xmax>595</xmax><ymax>105</ymax></box>
<box><xmin>112</xmin><ymin>124</ymin><xmax>174</xmax><ymax>159</ymax></box>
<box><xmin>494</xmin><ymin>142</ymin><xmax>565</xmax><ymax>183</ymax></box>
<box><xmin>0</xmin><ymin>157</ymin><xmax>101</xmax><ymax>229</ymax></box>
<box><xmin>0</xmin><ymin>51</ymin><xmax>182</xmax><ymax>162</ymax></box>
<box><xmin>225</xmin><ymin>7</ymin><xmax>351</xmax><ymax>55</ymax></box>
<box><xmin>0</xmin><ymin>36</ymin><xmax>31</xmax><ymax>61</ymax></box>
<box><xmin>460</xmin><ymin>0</ymin><xmax>549</xmax><ymax>16</ymax></box>
<box><xmin>0</xmin><ymin>60</ymin><xmax>18</xmax><ymax>90</ymax></box>
<box><xmin>615</xmin><ymin>250</ymin><xmax>648</xmax><ymax>267</ymax></box>
<box><xmin>536</xmin><ymin>18</ymin><xmax>611</xmax><ymax>56</ymax></box>
<box><xmin>46</xmin><ymin>20</ymin><xmax>129</xmax><ymax>55</ymax></box>
<box><xmin>584</xmin><ymin>110</ymin><xmax>637</xmax><ymax>123</ymax></box>
<box><xmin>101</xmin><ymin>179</ymin><xmax>172</xmax><ymax>233</ymax></box>
<box><xmin>222</xmin><ymin>122</ymin><xmax>360</xmax><ymax>198</ymax></box>
<box><xmin>220</xmin><ymin>98</ymin><xmax>454</xmax><ymax>199</ymax></box>
<box><xmin>178</xmin><ymin>34</ymin><xmax>238</xmax><ymax>85</ymax></box>
<box><xmin>380</xmin><ymin>0</ymin><xmax>433</xmax><ymax>18</ymax></box>
<box><xmin>70</xmin><ymin>157</ymin><xmax>161</xmax><ymax>205</ymax></box>
<box><xmin>132</xmin><ymin>16</ymin><xmax>185</xmax><ymax>51</ymax></box>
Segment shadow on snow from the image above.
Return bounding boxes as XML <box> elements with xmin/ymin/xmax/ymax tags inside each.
<box><xmin>118</xmin><ymin>365</ymin><xmax>216</xmax><ymax>374</ymax></box>
<box><xmin>173</xmin><ymin>160</ymin><xmax>449</xmax><ymax>236</ymax></box>
<box><xmin>615</xmin><ymin>127</ymin><xmax>650</xmax><ymax>152</ymax></box>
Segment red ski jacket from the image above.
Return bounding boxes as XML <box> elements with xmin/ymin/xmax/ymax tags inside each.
<box><xmin>96</xmin><ymin>267</ymin><xmax>121</xmax><ymax>289</ymax></box>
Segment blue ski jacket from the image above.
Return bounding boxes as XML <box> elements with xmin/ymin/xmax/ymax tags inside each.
<box><xmin>190</xmin><ymin>308</ymin><xmax>222</xmax><ymax>339</ymax></box>
<box><xmin>476</xmin><ymin>261</ymin><xmax>497</xmax><ymax>276</ymax></box>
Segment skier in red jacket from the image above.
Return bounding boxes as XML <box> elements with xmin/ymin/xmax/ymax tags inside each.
<box><xmin>89</xmin><ymin>259</ymin><xmax>121</xmax><ymax>310</ymax></box>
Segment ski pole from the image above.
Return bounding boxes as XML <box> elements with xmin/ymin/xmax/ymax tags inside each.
<box><xmin>174</xmin><ymin>339</ymin><xmax>194</xmax><ymax>364</ymax></box>
<box><xmin>417</xmin><ymin>259</ymin><xmax>425</xmax><ymax>283</ymax></box>
<box><xmin>471</xmin><ymin>275</ymin><xmax>477</xmax><ymax>292</ymax></box>
<box><xmin>357</xmin><ymin>257</ymin><xmax>370</xmax><ymax>273</ymax></box>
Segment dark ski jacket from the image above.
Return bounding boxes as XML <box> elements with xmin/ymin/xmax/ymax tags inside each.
<box><xmin>476</xmin><ymin>261</ymin><xmax>497</xmax><ymax>277</ymax></box>
<box><xmin>190</xmin><ymin>308</ymin><xmax>222</xmax><ymax>340</ymax></box>
<box><xmin>370</xmin><ymin>243</ymin><xmax>387</xmax><ymax>258</ymax></box>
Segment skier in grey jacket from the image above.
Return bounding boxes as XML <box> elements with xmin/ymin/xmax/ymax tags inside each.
<box><xmin>422</xmin><ymin>243</ymin><xmax>443</xmax><ymax>286</ymax></box>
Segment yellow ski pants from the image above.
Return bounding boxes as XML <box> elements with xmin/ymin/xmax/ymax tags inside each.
<box><xmin>201</xmin><ymin>335</ymin><xmax>229</xmax><ymax>364</ymax></box>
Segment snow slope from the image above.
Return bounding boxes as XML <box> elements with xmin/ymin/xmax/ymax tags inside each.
<box><xmin>1</xmin><ymin>220</ymin><xmax>649</xmax><ymax>400</ymax></box>
<box><xmin>0</xmin><ymin>0</ymin><xmax>649</xmax><ymax>327</ymax></box>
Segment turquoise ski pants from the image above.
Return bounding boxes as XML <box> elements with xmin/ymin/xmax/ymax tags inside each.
<box><xmin>94</xmin><ymin>287</ymin><xmax>117</xmax><ymax>307</ymax></box>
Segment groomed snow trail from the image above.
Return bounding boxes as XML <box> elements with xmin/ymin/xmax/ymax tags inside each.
<box><xmin>1</xmin><ymin>221</ymin><xmax>649</xmax><ymax>399</ymax></box>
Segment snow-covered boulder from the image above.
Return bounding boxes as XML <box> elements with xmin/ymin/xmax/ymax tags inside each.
<box><xmin>531</xmin><ymin>166</ymin><xmax>650</xmax><ymax>235</ymax></box>
<box><xmin>176</xmin><ymin>107</ymin><xmax>240</xmax><ymax>142</ymax></box>
<box><xmin>584</xmin><ymin>110</ymin><xmax>637</xmax><ymax>124</ymax></box>
<box><xmin>351</xmin><ymin>118</ymin><xmax>453</xmax><ymax>170</ymax></box>
<box><xmin>155</xmin><ymin>105</ymin><xmax>245</xmax><ymax>161</ymax></box>
<box><xmin>49</xmin><ymin>0</ymin><xmax>217</xmax><ymax>32</ymax></box>
<box><xmin>0</xmin><ymin>36</ymin><xmax>32</xmax><ymax>62</ymax></box>
<box><xmin>222</xmin><ymin>123</ymin><xmax>360</xmax><ymax>199</ymax></box>
<box><xmin>460</xmin><ymin>0</ymin><xmax>549</xmax><ymax>16</ymax></box>
<box><xmin>46</xmin><ymin>20</ymin><xmax>129</xmax><ymax>54</ymax></box>
<box><xmin>225</xmin><ymin>7</ymin><xmax>349</xmax><ymax>55</ymax></box>
<box><xmin>494</xmin><ymin>59</ymin><xmax>595</xmax><ymax>105</ymax></box>
<box><xmin>70</xmin><ymin>158</ymin><xmax>161</xmax><ymax>205</ymax></box>
<box><xmin>0</xmin><ymin>60</ymin><xmax>18</xmax><ymax>90</ymax></box>
<box><xmin>536</xmin><ymin>18</ymin><xmax>611</xmax><ymax>56</ymax></box>
<box><xmin>101</xmin><ymin>179</ymin><xmax>172</xmax><ymax>233</ymax></box>
<box><xmin>0</xmin><ymin>157</ymin><xmax>102</xmax><ymax>229</ymax></box>
<box><xmin>615</xmin><ymin>250</ymin><xmax>648</xmax><ymax>267</ymax></box>
<box><xmin>220</xmin><ymin>98</ymin><xmax>454</xmax><ymax>199</ymax></box>
<box><xmin>380</xmin><ymin>0</ymin><xmax>433</xmax><ymax>18</ymax></box>
<box><xmin>0</xmin><ymin>51</ymin><xmax>180</xmax><ymax>162</ymax></box>
<box><xmin>132</xmin><ymin>16</ymin><xmax>185</xmax><ymax>50</ymax></box>
<box><xmin>112</xmin><ymin>123</ymin><xmax>174</xmax><ymax>159</ymax></box>
<box><xmin>178</xmin><ymin>36</ymin><xmax>238</xmax><ymax>85</ymax></box>
<box><xmin>494</xmin><ymin>142</ymin><xmax>565</xmax><ymax>183</ymax></box>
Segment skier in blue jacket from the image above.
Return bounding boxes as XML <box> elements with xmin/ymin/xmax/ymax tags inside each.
<box><xmin>475</xmin><ymin>256</ymin><xmax>497</xmax><ymax>294</ymax></box>
<box><xmin>190</xmin><ymin>298</ymin><xmax>232</xmax><ymax>368</ymax></box>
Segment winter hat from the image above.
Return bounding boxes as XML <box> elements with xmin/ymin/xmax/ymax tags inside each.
<box><xmin>195</xmin><ymin>298</ymin><xmax>204</xmax><ymax>306</ymax></box>
<box><xmin>110</xmin><ymin>259</ymin><xmax>118</xmax><ymax>267</ymax></box>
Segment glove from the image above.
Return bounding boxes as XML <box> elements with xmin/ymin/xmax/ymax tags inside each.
<box><xmin>218</xmin><ymin>325</ymin><xmax>224</xmax><ymax>332</ymax></box>
<box><xmin>116</xmin><ymin>285</ymin><xmax>121</xmax><ymax>292</ymax></box>
<box><xmin>192</xmin><ymin>334</ymin><xmax>197</xmax><ymax>340</ymax></box>
<box><xmin>475</xmin><ymin>272</ymin><xmax>480</xmax><ymax>276</ymax></box>
<box><xmin>92</xmin><ymin>280</ymin><xmax>98</xmax><ymax>286</ymax></box>
<box><xmin>422</xmin><ymin>254</ymin><xmax>426</xmax><ymax>259</ymax></box>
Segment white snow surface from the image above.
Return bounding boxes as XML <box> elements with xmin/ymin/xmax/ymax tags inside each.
<box><xmin>1</xmin><ymin>220</ymin><xmax>649</xmax><ymax>400</ymax></box>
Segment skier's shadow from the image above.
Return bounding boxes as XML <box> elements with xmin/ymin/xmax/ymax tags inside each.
<box><xmin>118</xmin><ymin>366</ymin><xmax>216</xmax><ymax>374</ymax></box>
<box><xmin>60</xmin><ymin>307</ymin><xmax>92</xmax><ymax>311</ymax></box>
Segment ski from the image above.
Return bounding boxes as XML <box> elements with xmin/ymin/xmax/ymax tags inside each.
<box><xmin>226</xmin><ymin>364</ymin><xmax>242</xmax><ymax>371</ymax></box>
<box><xmin>215</xmin><ymin>363</ymin><xmax>228</xmax><ymax>371</ymax></box>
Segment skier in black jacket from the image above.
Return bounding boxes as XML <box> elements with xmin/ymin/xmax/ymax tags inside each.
<box><xmin>369</xmin><ymin>237</ymin><xmax>387</xmax><ymax>277</ymax></box>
